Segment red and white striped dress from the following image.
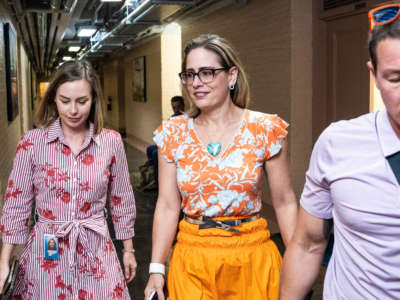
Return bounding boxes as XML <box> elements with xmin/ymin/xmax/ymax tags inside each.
<box><xmin>0</xmin><ymin>119</ymin><xmax>136</xmax><ymax>299</ymax></box>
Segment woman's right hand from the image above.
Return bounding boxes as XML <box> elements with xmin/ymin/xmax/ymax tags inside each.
<box><xmin>144</xmin><ymin>274</ymin><xmax>166</xmax><ymax>300</ymax></box>
<box><xmin>0</xmin><ymin>261</ymin><xmax>10</xmax><ymax>293</ymax></box>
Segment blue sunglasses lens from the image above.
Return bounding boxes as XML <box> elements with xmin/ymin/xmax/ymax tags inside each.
<box><xmin>373</xmin><ymin>6</ymin><xmax>400</xmax><ymax>23</ymax></box>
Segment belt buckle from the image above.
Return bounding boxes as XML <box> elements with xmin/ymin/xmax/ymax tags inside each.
<box><xmin>198</xmin><ymin>216</ymin><xmax>240</xmax><ymax>233</ymax></box>
<box><xmin>215</xmin><ymin>220</ymin><xmax>240</xmax><ymax>234</ymax></box>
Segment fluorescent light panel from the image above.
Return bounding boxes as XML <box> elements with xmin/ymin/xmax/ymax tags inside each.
<box><xmin>77</xmin><ymin>27</ymin><xmax>97</xmax><ymax>37</ymax></box>
<box><xmin>68</xmin><ymin>46</ymin><xmax>80</xmax><ymax>52</ymax></box>
<box><xmin>62</xmin><ymin>56</ymin><xmax>73</xmax><ymax>61</ymax></box>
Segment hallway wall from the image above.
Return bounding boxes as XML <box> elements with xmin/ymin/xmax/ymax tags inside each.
<box><xmin>19</xmin><ymin>43</ymin><xmax>33</xmax><ymax>133</ymax></box>
<box><xmin>103</xmin><ymin>61</ymin><xmax>120</xmax><ymax>130</ymax></box>
<box><xmin>181</xmin><ymin>0</ymin><xmax>291</xmax><ymax>120</ymax></box>
<box><xmin>103</xmin><ymin>37</ymin><xmax>162</xmax><ymax>145</ymax></box>
<box><xmin>0</xmin><ymin>3</ymin><xmax>32</xmax><ymax>232</ymax></box>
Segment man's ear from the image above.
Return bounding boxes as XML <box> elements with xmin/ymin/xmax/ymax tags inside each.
<box><xmin>367</xmin><ymin>60</ymin><xmax>380</xmax><ymax>91</ymax></box>
<box><xmin>367</xmin><ymin>60</ymin><xmax>376</xmax><ymax>78</ymax></box>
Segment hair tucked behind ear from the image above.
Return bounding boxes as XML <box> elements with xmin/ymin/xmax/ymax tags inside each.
<box><xmin>182</xmin><ymin>34</ymin><xmax>250</xmax><ymax>118</ymax></box>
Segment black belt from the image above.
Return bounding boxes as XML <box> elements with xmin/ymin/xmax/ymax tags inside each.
<box><xmin>184</xmin><ymin>214</ymin><xmax>260</xmax><ymax>234</ymax></box>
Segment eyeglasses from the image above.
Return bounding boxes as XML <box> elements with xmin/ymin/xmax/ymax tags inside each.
<box><xmin>368</xmin><ymin>4</ymin><xmax>400</xmax><ymax>32</ymax></box>
<box><xmin>179</xmin><ymin>68</ymin><xmax>228</xmax><ymax>85</ymax></box>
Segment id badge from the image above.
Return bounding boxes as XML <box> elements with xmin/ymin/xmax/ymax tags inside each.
<box><xmin>44</xmin><ymin>234</ymin><xmax>59</xmax><ymax>260</ymax></box>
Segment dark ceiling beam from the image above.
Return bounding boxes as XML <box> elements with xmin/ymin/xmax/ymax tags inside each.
<box><xmin>44</xmin><ymin>13</ymin><xmax>52</xmax><ymax>75</ymax></box>
<box><xmin>33</xmin><ymin>13</ymin><xmax>42</xmax><ymax>73</ymax></box>
<box><xmin>6</xmin><ymin>1</ymin><xmax>32</xmax><ymax>69</ymax></box>
<box><xmin>17</xmin><ymin>18</ymin><xmax>37</xmax><ymax>70</ymax></box>
<box><xmin>46</xmin><ymin>1</ymin><xmax>78</xmax><ymax>73</ymax></box>
<box><xmin>7</xmin><ymin>0</ymin><xmax>38</xmax><ymax>71</ymax></box>
<box><xmin>26</xmin><ymin>12</ymin><xmax>41</xmax><ymax>73</ymax></box>
<box><xmin>38</xmin><ymin>13</ymin><xmax>47</xmax><ymax>73</ymax></box>
<box><xmin>46</xmin><ymin>12</ymin><xmax>60</xmax><ymax>72</ymax></box>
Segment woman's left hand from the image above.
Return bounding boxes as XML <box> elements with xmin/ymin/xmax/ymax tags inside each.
<box><xmin>122</xmin><ymin>251</ymin><xmax>137</xmax><ymax>283</ymax></box>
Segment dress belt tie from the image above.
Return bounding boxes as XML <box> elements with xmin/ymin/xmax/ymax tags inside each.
<box><xmin>184</xmin><ymin>214</ymin><xmax>260</xmax><ymax>233</ymax></box>
<box><xmin>37</xmin><ymin>213</ymin><xmax>108</xmax><ymax>270</ymax></box>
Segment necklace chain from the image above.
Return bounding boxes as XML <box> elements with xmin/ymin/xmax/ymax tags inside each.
<box><xmin>194</xmin><ymin>109</ymin><xmax>246</xmax><ymax>157</ymax></box>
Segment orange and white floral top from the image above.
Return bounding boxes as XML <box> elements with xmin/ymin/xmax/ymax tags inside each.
<box><xmin>154</xmin><ymin>109</ymin><xmax>288</xmax><ymax>217</ymax></box>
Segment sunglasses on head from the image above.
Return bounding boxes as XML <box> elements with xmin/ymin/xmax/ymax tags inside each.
<box><xmin>368</xmin><ymin>4</ymin><xmax>400</xmax><ymax>32</ymax></box>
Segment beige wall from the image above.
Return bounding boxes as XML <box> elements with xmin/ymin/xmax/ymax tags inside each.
<box><xmin>103</xmin><ymin>61</ymin><xmax>120</xmax><ymax>129</ymax></box>
<box><xmin>161</xmin><ymin>24</ymin><xmax>182</xmax><ymax>121</ymax></box>
<box><xmin>124</xmin><ymin>37</ymin><xmax>163</xmax><ymax>145</ymax></box>
<box><xmin>289</xmin><ymin>0</ymin><xmax>313</xmax><ymax>196</ymax></box>
<box><xmin>103</xmin><ymin>37</ymin><xmax>163</xmax><ymax>145</ymax></box>
<box><xmin>19</xmin><ymin>43</ymin><xmax>33</xmax><ymax>133</ymax></box>
<box><xmin>0</xmin><ymin>4</ymin><xmax>32</xmax><ymax>233</ymax></box>
<box><xmin>0</xmin><ymin>25</ymin><xmax>20</xmax><ymax>199</ymax></box>
<box><xmin>181</xmin><ymin>0</ymin><xmax>291</xmax><ymax>119</ymax></box>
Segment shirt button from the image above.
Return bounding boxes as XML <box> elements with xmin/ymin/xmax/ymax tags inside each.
<box><xmin>74</xmin><ymin>161</ymin><xmax>77</xmax><ymax>166</ymax></box>
<box><xmin>72</xmin><ymin>212</ymin><xmax>75</xmax><ymax>217</ymax></box>
<box><xmin>73</xmin><ymin>178</ymin><xmax>77</xmax><ymax>183</ymax></box>
<box><xmin>72</xmin><ymin>196</ymin><xmax>76</xmax><ymax>201</ymax></box>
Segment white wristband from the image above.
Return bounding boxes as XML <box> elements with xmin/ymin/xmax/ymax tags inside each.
<box><xmin>149</xmin><ymin>262</ymin><xmax>165</xmax><ymax>275</ymax></box>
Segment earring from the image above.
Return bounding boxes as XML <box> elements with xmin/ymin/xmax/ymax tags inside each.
<box><xmin>229</xmin><ymin>84</ymin><xmax>235</xmax><ymax>90</ymax></box>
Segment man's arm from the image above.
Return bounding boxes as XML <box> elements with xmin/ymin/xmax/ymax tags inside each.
<box><xmin>279</xmin><ymin>207</ymin><xmax>333</xmax><ymax>300</ymax></box>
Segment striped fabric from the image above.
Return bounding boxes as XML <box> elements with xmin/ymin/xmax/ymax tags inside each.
<box><xmin>0</xmin><ymin>118</ymin><xmax>136</xmax><ymax>299</ymax></box>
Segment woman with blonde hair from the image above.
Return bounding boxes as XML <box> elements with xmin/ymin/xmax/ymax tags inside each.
<box><xmin>145</xmin><ymin>34</ymin><xmax>297</xmax><ymax>300</ymax></box>
<box><xmin>0</xmin><ymin>60</ymin><xmax>136</xmax><ymax>299</ymax></box>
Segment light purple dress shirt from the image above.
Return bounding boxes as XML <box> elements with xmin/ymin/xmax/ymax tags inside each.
<box><xmin>300</xmin><ymin>109</ymin><xmax>400</xmax><ymax>299</ymax></box>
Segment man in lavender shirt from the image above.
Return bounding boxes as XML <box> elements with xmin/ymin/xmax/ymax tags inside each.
<box><xmin>279</xmin><ymin>5</ymin><xmax>400</xmax><ymax>300</ymax></box>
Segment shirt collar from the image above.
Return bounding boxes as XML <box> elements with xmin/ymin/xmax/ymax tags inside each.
<box><xmin>46</xmin><ymin>118</ymin><xmax>100</xmax><ymax>146</ymax></box>
<box><xmin>377</xmin><ymin>109</ymin><xmax>400</xmax><ymax>157</ymax></box>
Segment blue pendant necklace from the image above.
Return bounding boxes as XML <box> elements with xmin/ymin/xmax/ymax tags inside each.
<box><xmin>195</xmin><ymin>118</ymin><xmax>223</xmax><ymax>157</ymax></box>
<box><xmin>207</xmin><ymin>142</ymin><xmax>222</xmax><ymax>156</ymax></box>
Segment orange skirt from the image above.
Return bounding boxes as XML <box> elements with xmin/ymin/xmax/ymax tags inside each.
<box><xmin>167</xmin><ymin>217</ymin><xmax>282</xmax><ymax>300</ymax></box>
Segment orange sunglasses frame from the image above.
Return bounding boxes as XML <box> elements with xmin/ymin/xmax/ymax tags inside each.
<box><xmin>368</xmin><ymin>4</ymin><xmax>400</xmax><ymax>32</ymax></box>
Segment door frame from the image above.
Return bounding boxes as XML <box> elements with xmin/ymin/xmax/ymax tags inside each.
<box><xmin>312</xmin><ymin>0</ymin><xmax>390</xmax><ymax>141</ymax></box>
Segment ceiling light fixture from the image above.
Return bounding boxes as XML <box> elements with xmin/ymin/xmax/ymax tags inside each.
<box><xmin>68</xmin><ymin>46</ymin><xmax>81</xmax><ymax>52</ymax></box>
<box><xmin>77</xmin><ymin>27</ymin><xmax>97</xmax><ymax>37</ymax></box>
<box><xmin>62</xmin><ymin>56</ymin><xmax>73</xmax><ymax>61</ymax></box>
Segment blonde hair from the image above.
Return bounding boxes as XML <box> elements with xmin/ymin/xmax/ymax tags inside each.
<box><xmin>182</xmin><ymin>34</ymin><xmax>250</xmax><ymax>117</ymax></box>
<box><xmin>35</xmin><ymin>60</ymin><xmax>105</xmax><ymax>135</ymax></box>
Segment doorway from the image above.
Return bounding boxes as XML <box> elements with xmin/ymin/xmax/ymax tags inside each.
<box><xmin>313</xmin><ymin>0</ymin><xmax>388</xmax><ymax>140</ymax></box>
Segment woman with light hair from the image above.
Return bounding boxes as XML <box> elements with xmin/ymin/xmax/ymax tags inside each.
<box><xmin>145</xmin><ymin>34</ymin><xmax>298</xmax><ymax>300</ymax></box>
<box><xmin>0</xmin><ymin>60</ymin><xmax>137</xmax><ymax>299</ymax></box>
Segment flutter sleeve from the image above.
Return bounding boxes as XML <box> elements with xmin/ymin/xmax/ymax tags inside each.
<box><xmin>108</xmin><ymin>132</ymin><xmax>136</xmax><ymax>240</ymax></box>
<box><xmin>262</xmin><ymin>114</ymin><xmax>289</xmax><ymax>159</ymax></box>
<box><xmin>0</xmin><ymin>132</ymin><xmax>35</xmax><ymax>244</ymax></box>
